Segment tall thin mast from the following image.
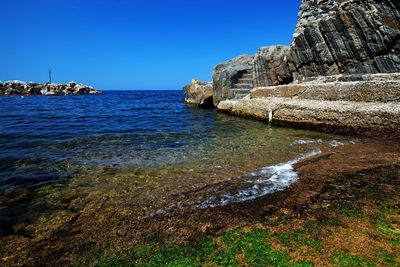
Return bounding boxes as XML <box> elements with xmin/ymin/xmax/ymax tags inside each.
<box><xmin>49</xmin><ymin>69</ymin><xmax>52</xmax><ymax>83</ymax></box>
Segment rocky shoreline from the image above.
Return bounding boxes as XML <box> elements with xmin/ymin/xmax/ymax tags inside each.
<box><xmin>0</xmin><ymin>80</ymin><xmax>102</xmax><ymax>96</ymax></box>
<box><xmin>184</xmin><ymin>0</ymin><xmax>400</xmax><ymax>135</ymax></box>
<box><xmin>2</xmin><ymin>137</ymin><xmax>399</xmax><ymax>265</ymax></box>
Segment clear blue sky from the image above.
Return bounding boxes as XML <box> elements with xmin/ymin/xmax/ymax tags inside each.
<box><xmin>0</xmin><ymin>0</ymin><xmax>301</xmax><ymax>90</ymax></box>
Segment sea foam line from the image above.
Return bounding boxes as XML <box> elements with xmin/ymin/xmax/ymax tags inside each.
<box><xmin>196</xmin><ymin>149</ymin><xmax>322</xmax><ymax>209</ymax></box>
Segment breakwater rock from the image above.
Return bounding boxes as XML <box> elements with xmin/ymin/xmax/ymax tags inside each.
<box><xmin>184</xmin><ymin>0</ymin><xmax>400</xmax><ymax>134</ymax></box>
<box><xmin>0</xmin><ymin>80</ymin><xmax>102</xmax><ymax>95</ymax></box>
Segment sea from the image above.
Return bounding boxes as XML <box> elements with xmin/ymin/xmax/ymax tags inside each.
<box><xmin>0</xmin><ymin>90</ymin><xmax>354</xmax><ymax>237</ymax></box>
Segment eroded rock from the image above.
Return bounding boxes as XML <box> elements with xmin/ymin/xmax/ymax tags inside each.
<box><xmin>183</xmin><ymin>79</ymin><xmax>214</xmax><ymax>108</ymax></box>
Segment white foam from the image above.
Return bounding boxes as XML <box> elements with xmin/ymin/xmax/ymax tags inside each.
<box><xmin>197</xmin><ymin>150</ymin><xmax>322</xmax><ymax>209</ymax></box>
<box><xmin>330</xmin><ymin>140</ymin><xmax>345</xmax><ymax>147</ymax></box>
<box><xmin>290</xmin><ymin>139</ymin><xmax>322</xmax><ymax>146</ymax></box>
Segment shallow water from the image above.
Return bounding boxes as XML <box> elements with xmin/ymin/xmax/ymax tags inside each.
<box><xmin>0</xmin><ymin>91</ymin><xmax>354</xmax><ymax>237</ymax></box>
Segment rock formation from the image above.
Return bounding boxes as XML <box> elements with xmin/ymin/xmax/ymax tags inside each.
<box><xmin>183</xmin><ymin>79</ymin><xmax>214</xmax><ymax>108</ymax></box>
<box><xmin>212</xmin><ymin>55</ymin><xmax>255</xmax><ymax>105</ymax></box>
<box><xmin>0</xmin><ymin>80</ymin><xmax>102</xmax><ymax>95</ymax></box>
<box><xmin>184</xmin><ymin>0</ymin><xmax>400</xmax><ymax>134</ymax></box>
<box><xmin>211</xmin><ymin>0</ymin><xmax>400</xmax><ymax>104</ymax></box>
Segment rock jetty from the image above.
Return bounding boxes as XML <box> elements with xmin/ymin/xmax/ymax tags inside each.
<box><xmin>184</xmin><ymin>0</ymin><xmax>400</xmax><ymax>135</ymax></box>
<box><xmin>0</xmin><ymin>80</ymin><xmax>102</xmax><ymax>95</ymax></box>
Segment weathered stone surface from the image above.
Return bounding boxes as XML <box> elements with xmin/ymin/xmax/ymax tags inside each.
<box><xmin>253</xmin><ymin>45</ymin><xmax>294</xmax><ymax>87</ymax></box>
<box><xmin>0</xmin><ymin>80</ymin><xmax>101</xmax><ymax>95</ymax></box>
<box><xmin>252</xmin><ymin>73</ymin><xmax>400</xmax><ymax>103</ymax></box>
<box><xmin>291</xmin><ymin>0</ymin><xmax>400</xmax><ymax>79</ymax></box>
<box><xmin>212</xmin><ymin>54</ymin><xmax>254</xmax><ymax>106</ymax></box>
<box><xmin>217</xmin><ymin>95</ymin><xmax>400</xmax><ymax>130</ymax></box>
<box><xmin>183</xmin><ymin>79</ymin><xmax>213</xmax><ymax>108</ymax></box>
<box><xmin>217</xmin><ymin>71</ymin><xmax>400</xmax><ymax>132</ymax></box>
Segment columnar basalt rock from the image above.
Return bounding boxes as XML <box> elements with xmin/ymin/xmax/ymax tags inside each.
<box><xmin>0</xmin><ymin>80</ymin><xmax>102</xmax><ymax>95</ymax></box>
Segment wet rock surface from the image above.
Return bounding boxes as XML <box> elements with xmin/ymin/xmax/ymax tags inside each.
<box><xmin>0</xmin><ymin>80</ymin><xmax>102</xmax><ymax>95</ymax></box>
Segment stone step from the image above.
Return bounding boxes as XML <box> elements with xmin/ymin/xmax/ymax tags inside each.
<box><xmin>230</xmin><ymin>89</ymin><xmax>251</xmax><ymax>94</ymax></box>
<box><xmin>233</xmin><ymin>83</ymin><xmax>253</xmax><ymax>89</ymax></box>
<box><xmin>232</xmin><ymin>93</ymin><xmax>249</xmax><ymax>100</ymax></box>
<box><xmin>238</xmin><ymin>78</ymin><xmax>253</xmax><ymax>83</ymax></box>
<box><xmin>242</xmin><ymin>74</ymin><xmax>253</xmax><ymax>79</ymax></box>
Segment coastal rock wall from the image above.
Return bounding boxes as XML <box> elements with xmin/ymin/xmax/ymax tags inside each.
<box><xmin>209</xmin><ymin>0</ymin><xmax>400</xmax><ymax>106</ymax></box>
<box><xmin>291</xmin><ymin>0</ymin><xmax>400</xmax><ymax>79</ymax></box>
<box><xmin>184</xmin><ymin>0</ymin><xmax>400</xmax><ymax>133</ymax></box>
<box><xmin>0</xmin><ymin>80</ymin><xmax>102</xmax><ymax>95</ymax></box>
<box><xmin>253</xmin><ymin>45</ymin><xmax>294</xmax><ymax>87</ymax></box>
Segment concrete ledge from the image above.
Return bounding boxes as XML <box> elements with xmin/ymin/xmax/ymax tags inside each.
<box><xmin>217</xmin><ymin>97</ymin><xmax>400</xmax><ymax>136</ymax></box>
<box><xmin>251</xmin><ymin>80</ymin><xmax>400</xmax><ymax>103</ymax></box>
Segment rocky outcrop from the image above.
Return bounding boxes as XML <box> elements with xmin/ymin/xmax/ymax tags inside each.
<box><xmin>183</xmin><ymin>79</ymin><xmax>214</xmax><ymax>108</ymax></box>
<box><xmin>291</xmin><ymin>0</ymin><xmax>400</xmax><ymax>79</ymax></box>
<box><xmin>212</xmin><ymin>55</ymin><xmax>255</xmax><ymax>105</ymax></box>
<box><xmin>0</xmin><ymin>80</ymin><xmax>102</xmax><ymax>95</ymax></box>
<box><xmin>209</xmin><ymin>0</ymin><xmax>400</xmax><ymax>106</ymax></box>
<box><xmin>253</xmin><ymin>45</ymin><xmax>294</xmax><ymax>88</ymax></box>
<box><xmin>184</xmin><ymin>0</ymin><xmax>400</xmax><ymax>134</ymax></box>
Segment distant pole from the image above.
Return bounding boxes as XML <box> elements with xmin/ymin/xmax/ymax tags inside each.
<box><xmin>49</xmin><ymin>69</ymin><xmax>52</xmax><ymax>83</ymax></box>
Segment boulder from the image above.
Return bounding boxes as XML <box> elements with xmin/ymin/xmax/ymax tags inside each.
<box><xmin>68</xmin><ymin>81</ymin><xmax>77</xmax><ymax>87</ymax></box>
<box><xmin>183</xmin><ymin>79</ymin><xmax>214</xmax><ymax>108</ymax></box>
<box><xmin>5</xmin><ymin>88</ymin><xmax>18</xmax><ymax>95</ymax></box>
<box><xmin>28</xmin><ymin>85</ymin><xmax>44</xmax><ymax>95</ymax></box>
<box><xmin>73</xmin><ymin>84</ymin><xmax>90</xmax><ymax>94</ymax></box>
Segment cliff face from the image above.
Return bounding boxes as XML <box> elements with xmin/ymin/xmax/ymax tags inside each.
<box><xmin>291</xmin><ymin>0</ymin><xmax>400</xmax><ymax>79</ymax></box>
<box><xmin>211</xmin><ymin>0</ymin><xmax>400</xmax><ymax>105</ymax></box>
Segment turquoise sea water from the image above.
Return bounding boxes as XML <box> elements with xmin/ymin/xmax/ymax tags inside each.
<box><xmin>0</xmin><ymin>91</ymin><xmax>353</xmax><ymax>237</ymax></box>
